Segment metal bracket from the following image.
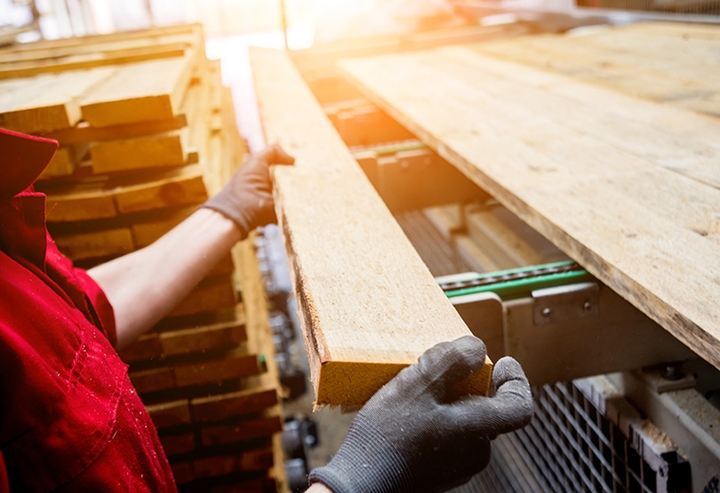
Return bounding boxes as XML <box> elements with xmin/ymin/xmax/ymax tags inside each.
<box><xmin>532</xmin><ymin>281</ymin><xmax>599</xmax><ymax>326</ymax></box>
<box><xmin>448</xmin><ymin>290</ymin><xmax>504</xmax><ymax>361</ymax></box>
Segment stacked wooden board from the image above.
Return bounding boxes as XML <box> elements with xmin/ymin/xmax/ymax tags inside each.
<box><xmin>0</xmin><ymin>25</ymin><xmax>287</xmax><ymax>492</ymax></box>
<box><xmin>338</xmin><ymin>22</ymin><xmax>720</xmax><ymax>372</ymax></box>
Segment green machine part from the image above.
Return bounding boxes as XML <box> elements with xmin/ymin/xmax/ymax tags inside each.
<box><xmin>441</xmin><ymin>260</ymin><xmax>593</xmax><ymax>301</ymax></box>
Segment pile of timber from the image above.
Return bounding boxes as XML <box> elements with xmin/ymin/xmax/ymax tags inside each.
<box><xmin>0</xmin><ymin>25</ymin><xmax>286</xmax><ymax>493</ymax></box>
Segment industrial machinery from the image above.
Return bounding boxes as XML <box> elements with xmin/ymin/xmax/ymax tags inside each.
<box><xmin>261</xmin><ymin>11</ymin><xmax>720</xmax><ymax>490</ymax></box>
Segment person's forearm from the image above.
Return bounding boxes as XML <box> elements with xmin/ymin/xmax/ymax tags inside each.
<box><xmin>87</xmin><ymin>208</ymin><xmax>242</xmax><ymax>349</ymax></box>
<box><xmin>306</xmin><ymin>484</ymin><xmax>332</xmax><ymax>493</ymax></box>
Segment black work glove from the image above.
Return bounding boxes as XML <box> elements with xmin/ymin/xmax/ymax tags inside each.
<box><xmin>201</xmin><ymin>144</ymin><xmax>295</xmax><ymax>239</ymax></box>
<box><xmin>308</xmin><ymin>335</ymin><xmax>534</xmax><ymax>493</ymax></box>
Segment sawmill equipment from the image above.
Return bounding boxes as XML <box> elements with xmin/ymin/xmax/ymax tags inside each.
<box><xmin>249</xmin><ymin>16</ymin><xmax>720</xmax><ymax>491</ymax></box>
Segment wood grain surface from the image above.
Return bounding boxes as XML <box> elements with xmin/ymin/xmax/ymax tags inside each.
<box><xmin>339</xmin><ymin>25</ymin><xmax>720</xmax><ymax>370</ymax></box>
<box><xmin>251</xmin><ymin>47</ymin><xmax>492</xmax><ymax>408</ymax></box>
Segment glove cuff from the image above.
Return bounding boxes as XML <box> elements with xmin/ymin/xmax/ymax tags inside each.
<box><xmin>200</xmin><ymin>194</ymin><xmax>250</xmax><ymax>240</ymax></box>
<box><xmin>307</xmin><ymin>419</ymin><xmax>413</xmax><ymax>493</ymax></box>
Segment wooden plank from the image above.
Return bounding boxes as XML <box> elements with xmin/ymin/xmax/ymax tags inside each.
<box><xmin>89</xmin><ymin>129</ymin><xmax>187</xmax><ymax>174</ymax></box>
<box><xmin>53</xmin><ymin>227</ymin><xmax>134</xmax><ymax>261</ymax></box>
<box><xmin>250</xmin><ymin>47</ymin><xmax>492</xmax><ymax>408</ymax></box>
<box><xmin>146</xmin><ymin>399</ymin><xmax>192</xmax><ymax>429</ymax></box>
<box><xmin>160</xmin><ymin>432</ymin><xmax>196</xmax><ymax>456</ymax></box>
<box><xmin>158</xmin><ymin>319</ymin><xmax>247</xmax><ymax>356</ymax></box>
<box><xmin>40</xmin><ymin>147</ymin><xmax>76</xmax><ymax>179</ymax></box>
<box><xmin>80</xmin><ymin>52</ymin><xmax>198</xmax><ymax>127</ymax></box>
<box><xmin>40</xmin><ymin>113</ymin><xmax>187</xmax><ymax>146</ymax></box>
<box><xmin>463</xmin><ymin>203</ymin><xmax>555</xmax><ymax>269</ymax></box>
<box><xmin>0</xmin><ymin>67</ymin><xmax>113</xmax><ymax>133</ymax></box>
<box><xmin>0</xmin><ymin>23</ymin><xmax>200</xmax><ymax>55</ymax></box>
<box><xmin>120</xmin><ymin>315</ymin><xmax>246</xmax><ymax>363</ymax></box>
<box><xmin>473</xmin><ymin>23</ymin><xmax>720</xmax><ymax>117</ymax></box>
<box><xmin>119</xmin><ymin>333</ymin><xmax>163</xmax><ymax>363</ymax></box>
<box><xmin>0</xmin><ymin>32</ymin><xmax>196</xmax><ymax>64</ymax></box>
<box><xmin>209</xmin><ymin>476</ymin><xmax>276</xmax><ymax>493</ymax></box>
<box><xmin>290</xmin><ymin>24</ymin><xmax>528</xmax><ymax>78</ymax></box>
<box><xmin>192</xmin><ymin>448</ymin><xmax>274</xmax><ymax>478</ymax></box>
<box><xmin>168</xmin><ymin>279</ymin><xmax>237</xmax><ymax>318</ymax></box>
<box><xmin>170</xmin><ymin>462</ymin><xmax>194</xmax><ymax>485</ymax></box>
<box><xmin>200</xmin><ymin>414</ymin><xmax>283</xmax><ymax>446</ymax></box>
<box><xmin>0</xmin><ymin>44</ymin><xmax>187</xmax><ymax>80</ymax></box>
<box><xmin>190</xmin><ymin>387</ymin><xmax>278</xmax><ymax>423</ymax></box>
<box><xmin>346</xmin><ymin>46</ymin><xmax>720</xmax><ymax>190</ymax></box>
<box><xmin>45</xmin><ymin>188</ymin><xmax>118</xmax><ymax>222</ymax></box>
<box><xmin>44</xmin><ymin>165</ymin><xmax>208</xmax><ymax>222</ymax></box>
<box><xmin>129</xmin><ymin>352</ymin><xmax>263</xmax><ymax>394</ymax></box>
<box><xmin>172</xmin><ymin>352</ymin><xmax>262</xmax><ymax>388</ymax></box>
<box><xmin>339</xmin><ymin>44</ymin><xmax>720</xmax><ymax>371</ymax></box>
<box><xmin>129</xmin><ymin>366</ymin><xmax>175</xmax><ymax>394</ymax></box>
<box><xmin>113</xmin><ymin>165</ymin><xmax>208</xmax><ymax>214</ymax></box>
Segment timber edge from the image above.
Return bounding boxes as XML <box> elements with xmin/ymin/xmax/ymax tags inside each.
<box><xmin>312</xmin><ymin>356</ymin><xmax>494</xmax><ymax>411</ymax></box>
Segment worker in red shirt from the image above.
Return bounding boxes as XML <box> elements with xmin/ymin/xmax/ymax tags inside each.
<box><xmin>0</xmin><ymin>127</ymin><xmax>532</xmax><ymax>492</ymax></box>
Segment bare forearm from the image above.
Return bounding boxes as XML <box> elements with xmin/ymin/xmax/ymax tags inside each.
<box><xmin>306</xmin><ymin>484</ymin><xmax>332</xmax><ymax>493</ymax></box>
<box><xmin>88</xmin><ymin>208</ymin><xmax>242</xmax><ymax>349</ymax></box>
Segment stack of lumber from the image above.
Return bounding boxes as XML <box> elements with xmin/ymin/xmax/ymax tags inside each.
<box><xmin>338</xmin><ymin>22</ymin><xmax>720</xmax><ymax>373</ymax></box>
<box><xmin>0</xmin><ymin>25</ymin><xmax>286</xmax><ymax>493</ymax></box>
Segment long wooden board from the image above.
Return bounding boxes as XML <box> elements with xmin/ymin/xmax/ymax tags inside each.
<box><xmin>79</xmin><ymin>52</ymin><xmax>198</xmax><ymax>127</ymax></box>
<box><xmin>0</xmin><ymin>67</ymin><xmax>114</xmax><ymax>133</ymax></box>
<box><xmin>339</xmin><ymin>41</ymin><xmax>720</xmax><ymax>370</ymax></box>
<box><xmin>89</xmin><ymin>129</ymin><xmax>188</xmax><ymax>174</ymax></box>
<box><xmin>0</xmin><ymin>44</ymin><xmax>186</xmax><ymax>80</ymax></box>
<box><xmin>472</xmin><ymin>23</ymin><xmax>720</xmax><ymax>117</ymax></box>
<box><xmin>44</xmin><ymin>164</ymin><xmax>208</xmax><ymax>222</ymax></box>
<box><xmin>0</xmin><ymin>23</ymin><xmax>200</xmax><ymax>55</ymax></box>
<box><xmin>250</xmin><ymin>47</ymin><xmax>492</xmax><ymax>408</ymax></box>
<box><xmin>39</xmin><ymin>113</ymin><xmax>187</xmax><ymax>145</ymax></box>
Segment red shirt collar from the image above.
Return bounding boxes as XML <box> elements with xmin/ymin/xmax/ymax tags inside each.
<box><xmin>0</xmin><ymin>128</ymin><xmax>59</xmax><ymax>268</ymax></box>
<box><xmin>0</xmin><ymin>128</ymin><xmax>58</xmax><ymax>200</ymax></box>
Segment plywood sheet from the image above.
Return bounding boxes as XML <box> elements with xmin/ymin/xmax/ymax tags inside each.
<box><xmin>250</xmin><ymin>47</ymin><xmax>492</xmax><ymax>408</ymax></box>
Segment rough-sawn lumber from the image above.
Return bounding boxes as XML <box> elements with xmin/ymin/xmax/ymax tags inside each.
<box><xmin>339</xmin><ymin>38</ymin><xmax>720</xmax><ymax>371</ymax></box>
<box><xmin>250</xmin><ymin>47</ymin><xmax>492</xmax><ymax>408</ymax></box>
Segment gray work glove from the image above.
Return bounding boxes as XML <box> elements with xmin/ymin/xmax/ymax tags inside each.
<box><xmin>308</xmin><ymin>335</ymin><xmax>533</xmax><ymax>493</ymax></box>
<box><xmin>201</xmin><ymin>144</ymin><xmax>295</xmax><ymax>239</ymax></box>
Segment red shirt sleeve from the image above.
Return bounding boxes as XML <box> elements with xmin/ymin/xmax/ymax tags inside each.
<box><xmin>44</xmin><ymin>234</ymin><xmax>119</xmax><ymax>348</ymax></box>
<box><xmin>0</xmin><ymin>450</ymin><xmax>9</xmax><ymax>493</ymax></box>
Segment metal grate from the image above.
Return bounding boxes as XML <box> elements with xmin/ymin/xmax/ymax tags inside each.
<box><xmin>451</xmin><ymin>380</ymin><xmax>692</xmax><ymax>493</ymax></box>
<box><xmin>524</xmin><ymin>383</ymin><xmax>648</xmax><ymax>491</ymax></box>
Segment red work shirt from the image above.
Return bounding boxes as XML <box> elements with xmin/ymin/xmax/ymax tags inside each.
<box><xmin>0</xmin><ymin>129</ymin><xmax>176</xmax><ymax>492</ymax></box>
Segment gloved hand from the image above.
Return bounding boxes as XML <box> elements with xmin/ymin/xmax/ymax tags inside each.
<box><xmin>308</xmin><ymin>335</ymin><xmax>534</xmax><ymax>493</ymax></box>
<box><xmin>201</xmin><ymin>144</ymin><xmax>295</xmax><ymax>239</ymax></box>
